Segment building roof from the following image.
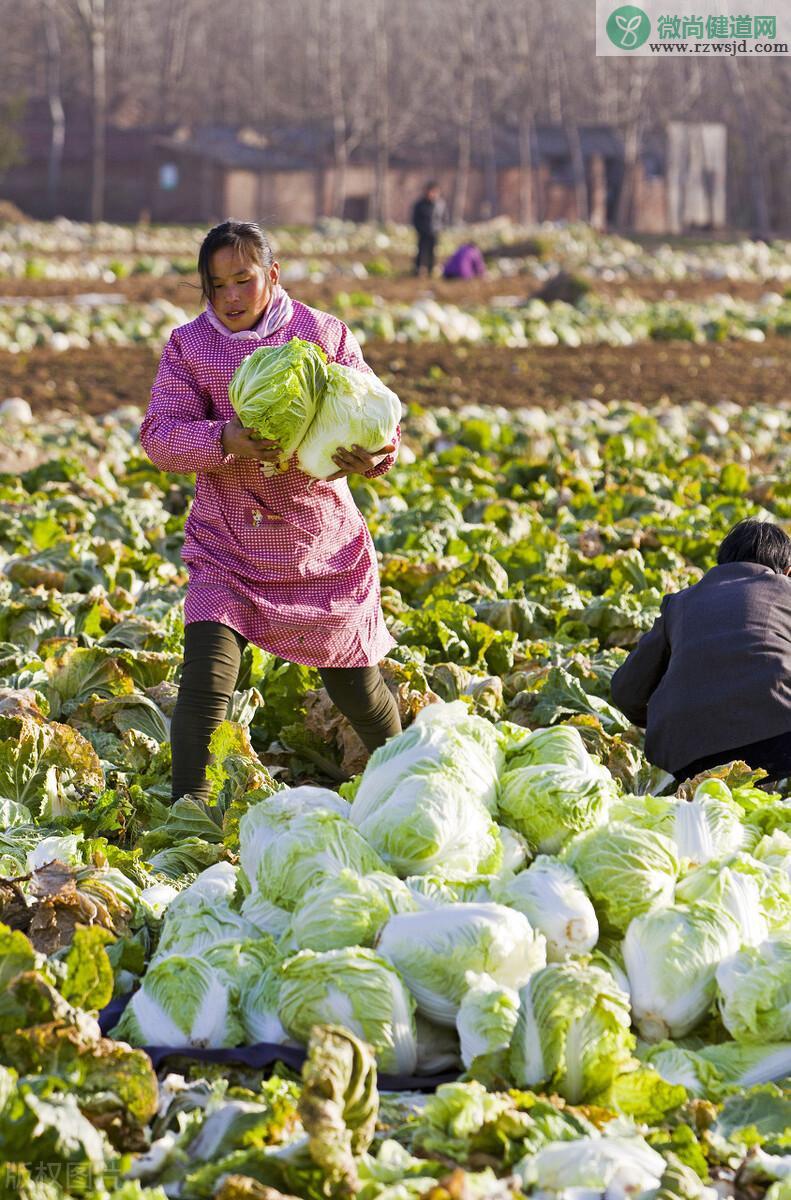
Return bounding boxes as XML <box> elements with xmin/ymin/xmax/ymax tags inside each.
<box><xmin>154</xmin><ymin>121</ymin><xmax>669</xmax><ymax>174</ymax></box>
<box><xmin>13</xmin><ymin>99</ymin><xmax>682</xmax><ymax>175</ymax></box>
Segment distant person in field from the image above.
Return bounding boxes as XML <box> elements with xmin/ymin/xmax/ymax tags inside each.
<box><xmin>411</xmin><ymin>181</ymin><xmax>446</xmax><ymax>277</ymax></box>
<box><xmin>611</xmin><ymin>519</ymin><xmax>791</xmax><ymax>785</ymax></box>
<box><xmin>442</xmin><ymin>242</ymin><xmax>486</xmax><ymax>280</ymax></box>
<box><xmin>140</xmin><ymin>219</ymin><xmax>401</xmax><ymax>804</ymax></box>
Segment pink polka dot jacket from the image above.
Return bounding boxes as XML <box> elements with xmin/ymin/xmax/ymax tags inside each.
<box><xmin>139</xmin><ymin>300</ymin><xmax>399</xmax><ymax>668</ymax></box>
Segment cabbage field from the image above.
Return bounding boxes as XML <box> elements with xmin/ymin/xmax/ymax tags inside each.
<box><xmin>0</xmin><ymin>218</ymin><xmax>790</xmax><ymax>1200</ymax></box>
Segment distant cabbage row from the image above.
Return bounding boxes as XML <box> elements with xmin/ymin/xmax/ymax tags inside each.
<box><xmin>3</xmin><ymin>291</ymin><xmax>791</xmax><ymax>353</ymax></box>
<box><xmin>3</xmin><ymin>218</ymin><xmax>791</xmax><ymax>283</ymax></box>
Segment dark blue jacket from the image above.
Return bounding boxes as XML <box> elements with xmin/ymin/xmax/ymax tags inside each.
<box><xmin>610</xmin><ymin>561</ymin><xmax>791</xmax><ymax>772</ymax></box>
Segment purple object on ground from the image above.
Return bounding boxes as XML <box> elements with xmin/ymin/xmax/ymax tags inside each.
<box><xmin>442</xmin><ymin>243</ymin><xmax>486</xmax><ymax>279</ymax></box>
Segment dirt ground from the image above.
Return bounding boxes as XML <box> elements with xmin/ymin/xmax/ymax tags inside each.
<box><xmin>2</xmin><ymin>337</ymin><xmax>790</xmax><ymax>419</ymax></box>
<box><xmin>0</xmin><ymin>271</ymin><xmax>783</xmax><ymax>308</ymax></box>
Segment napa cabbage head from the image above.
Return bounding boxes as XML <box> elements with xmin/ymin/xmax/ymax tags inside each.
<box><xmin>509</xmin><ymin>960</ymin><xmax>635</xmax><ymax>1103</ymax></box>
<box><xmin>239</xmin><ymin>789</ymin><xmax>384</xmax><ymax>911</ymax></box>
<box><xmin>228</xmin><ymin>338</ymin><xmax>328</xmax><ymax>470</ymax></box>
<box><xmin>456</xmin><ymin>971</ymin><xmax>520</xmax><ymax>1069</ymax></box>
<box><xmin>111</xmin><ymin>955</ymin><xmax>242</xmax><ymax>1048</ymax></box>
<box><xmin>676</xmin><ymin>852</ymin><xmax>791</xmax><ymax>942</ymax></box>
<box><xmin>406</xmin><ymin>874</ymin><xmax>497</xmax><ymax>909</ymax></box>
<box><xmin>641</xmin><ymin>1038</ymin><xmax>791</xmax><ymax>1102</ymax></box>
<box><xmin>499</xmin><ymin>762</ymin><xmax>615</xmax><ymax>855</ymax></box>
<box><xmin>286</xmin><ymin>868</ymin><xmax>416</xmax><ymax>951</ymax></box>
<box><xmin>202</xmin><ymin>934</ymin><xmax>280</xmax><ymax>988</ymax></box>
<box><xmin>716</xmin><ymin>937</ymin><xmax>791</xmax><ymax>1043</ymax></box>
<box><xmin>351</xmin><ymin>765</ymin><xmax>502</xmax><ymax>878</ymax></box>
<box><xmin>506</xmin><ymin>725</ymin><xmax>597</xmax><ymax>775</ymax></box>
<box><xmin>623</xmin><ymin>901</ymin><xmax>742</xmax><ymax>1041</ymax></box>
<box><xmin>493</xmin><ymin>856</ymin><xmax>599</xmax><ymax>961</ymax></box>
<box><xmin>296</xmin><ymin>360</ymin><xmax>401</xmax><ymax>479</ymax></box>
<box><xmin>350</xmin><ymin>700</ymin><xmax>501</xmax><ymax>821</ymax></box>
<box><xmin>612</xmin><ymin>783</ymin><xmax>750</xmax><ymax>867</ymax></box>
<box><xmin>239</xmin><ymin>784</ymin><xmax>351</xmax><ymax>886</ymax></box>
<box><xmin>638</xmin><ymin>1040</ymin><xmax>727</xmax><ymax>1100</ymax></box>
<box><xmin>376</xmin><ymin>902</ymin><xmax>545</xmax><ymax>1027</ymax></box>
<box><xmin>516</xmin><ymin>1135</ymin><xmax>668</xmax><ymax>1198</ymax></box>
<box><xmin>165</xmin><ymin>861</ymin><xmax>239</xmax><ymax>916</ymax></box>
<box><xmin>277</xmin><ymin>946</ymin><xmax>418</xmax><ymax>1074</ymax></box>
<box><xmin>752</xmin><ymin>831</ymin><xmax>791</xmax><ymax>881</ymax></box>
<box><xmin>152</xmin><ymin>899</ymin><xmax>260</xmax><ymax>962</ymax></box>
<box><xmin>236</xmin><ymin>946</ymin><xmax>289</xmax><ymax>1045</ymax></box>
<box><xmin>562</xmin><ymin>822</ymin><xmax>679</xmax><ymax>935</ymax></box>
<box><xmin>674</xmin><ymin>781</ymin><xmax>752</xmax><ymax>864</ymax></box>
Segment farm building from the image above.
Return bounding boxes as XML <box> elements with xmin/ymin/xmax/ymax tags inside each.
<box><xmin>1</xmin><ymin>103</ymin><xmax>725</xmax><ymax>234</ymax></box>
<box><xmin>146</xmin><ymin>120</ymin><xmax>726</xmax><ymax>234</ymax></box>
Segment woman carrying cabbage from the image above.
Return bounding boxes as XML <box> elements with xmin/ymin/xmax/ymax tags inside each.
<box><xmin>140</xmin><ymin>220</ymin><xmax>402</xmax><ymax>801</ymax></box>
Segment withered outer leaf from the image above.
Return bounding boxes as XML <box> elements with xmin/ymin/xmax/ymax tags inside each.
<box><xmin>0</xmin><ymin>689</ymin><xmax>48</xmax><ymax>721</ymax></box>
<box><xmin>298</xmin><ymin>1024</ymin><xmax>379</xmax><ymax>1198</ymax></box>
<box><xmin>26</xmin><ymin>860</ymin><xmax>119</xmax><ymax>955</ymax></box>
<box><xmin>1</xmin><ymin>1020</ymin><xmax>158</xmax><ymax>1127</ymax></box>
<box><xmin>29</xmin><ymin>860</ymin><xmax>76</xmax><ymax>899</ymax></box>
<box><xmin>0</xmin><ymin>878</ymin><xmax>31</xmax><ymax>931</ymax></box>
<box><xmin>304</xmin><ymin>662</ymin><xmax>439</xmax><ymax>777</ymax></box>
<box><xmin>304</xmin><ymin>688</ymin><xmax>368</xmax><ymax>777</ymax></box>
<box><xmin>0</xmin><ymin>969</ymin><xmax>72</xmax><ymax>1034</ymax></box>
<box><xmin>676</xmin><ymin>759</ymin><xmax>767</xmax><ymax>799</ymax></box>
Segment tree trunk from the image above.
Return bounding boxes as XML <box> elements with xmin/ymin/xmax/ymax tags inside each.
<box><xmin>74</xmin><ymin>0</ymin><xmax>106</xmax><ymax>224</ymax></box>
<box><xmin>616</xmin><ymin>62</ymin><xmax>650</xmax><ymax>229</ymax></box>
<box><xmin>372</xmin><ymin>0</ymin><xmax>390</xmax><ymax>222</ymax></box>
<box><xmin>41</xmin><ymin>0</ymin><xmax>65</xmax><ymax>217</ymax></box>
<box><xmin>548</xmin><ymin>10</ymin><xmax>588</xmax><ymax>222</ymax></box>
<box><xmin>452</xmin><ymin>0</ymin><xmax>476</xmax><ymax>223</ymax></box>
<box><xmin>158</xmin><ymin>0</ymin><xmax>190</xmax><ymax>125</ymax></box>
<box><xmin>327</xmin><ymin>0</ymin><xmax>348</xmax><ymax>219</ymax></box>
<box><xmin>479</xmin><ymin>57</ymin><xmax>498</xmax><ymax>218</ymax></box>
<box><xmin>726</xmin><ymin>57</ymin><xmax>770</xmax><ymax>239</ymax></box>
<box><xmin>512</xmin><ymin>5</ymin><xmax>535</xmax><ymax>224</ymax></box>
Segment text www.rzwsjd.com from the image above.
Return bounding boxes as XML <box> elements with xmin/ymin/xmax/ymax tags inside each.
<box><xmin>649</xmin><ymin>40</ymin><xmax>789</xmax><ymax>53</ymax></box>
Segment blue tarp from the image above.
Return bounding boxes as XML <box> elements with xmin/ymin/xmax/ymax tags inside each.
<box><xmin>99</xmin><ymin>994</ymin><xmax>457</xmax><ymax>1090</ymax></box>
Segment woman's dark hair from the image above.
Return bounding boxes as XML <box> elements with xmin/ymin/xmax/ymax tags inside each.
<box><xmin>197</xmin><ymin>220</ymin><xmax>274</xmax><ymax>303</ymax></box>
<box><xmin>717</xmin><ymin>518</ymin><xmax>791</xmax><ymax>573</ymax></box>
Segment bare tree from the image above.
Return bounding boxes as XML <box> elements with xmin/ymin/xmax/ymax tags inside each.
<box><xmin>616</xmin><ymin>60</ymin><xmax>654</xmax><ymax>229</ymax></box>
<box><xmin>451</xmin><ymin>0</ymin><xmax>476</xmax><ymax>223</ymax></box>
<box><xmin>41</xmin><ymin>0</ymin><xmax>65</xmax><ymax>216</ymax></box>
<box><xmin>69</xmin><ymin>0</ymin><xmax>106</xmax><ymax>223</ymax></box>
<box><xmin>371</xmin><ymin>0</ymin><xmax>390</xmax><ymax>222</ymax></box>
<box><xmin>725</xmin><ymin>57</ymin><xmax>770</xmax><ymax>238</ymax></box>
<box><xmin>512</xmin><ymin>4</ymin><xmax>537</xmax><ymax>224</ymax></box>
<box><xmin>157</xmin><ymin>0</ymin><xmax>191</xmax><ymax>125</ymax></box>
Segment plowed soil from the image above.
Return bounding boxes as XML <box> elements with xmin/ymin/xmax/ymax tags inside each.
<box><xmin>2</xmin><ymin>337</ymin><xmax>790</xmax><ymax>420</ymax></box>
<box><xmin>0</xmin><ymin>272</ymin><xmax>782</xmax><ymax>307</ymax></box>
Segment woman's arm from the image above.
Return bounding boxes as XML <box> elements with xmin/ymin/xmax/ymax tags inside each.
<box><xmin>333</xmin><ymin>322</ymin><xmax>400</xmax><ymax>478</ymax></box>
<box><xmin>610</xmin><ymin>600</ymin><xmax>671</xmax><ymax>727</ymax></box>
<box><xmin>140</xmin><ymin>332</ymin><xmax>234</xmax><ymax>474</ymax></box>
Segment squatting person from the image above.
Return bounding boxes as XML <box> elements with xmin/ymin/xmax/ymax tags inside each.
<box><xmin>140</xmin><ymin>219</ymin><xmax>402</xmax><ymax>803</ymax></box>
<box><xmin>610</xmin><ymin>518</ymin><xmax>791</xmax><ymax>785</ymax></box>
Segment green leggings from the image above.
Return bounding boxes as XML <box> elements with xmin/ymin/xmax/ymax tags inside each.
<box><xmin>170</xmin><ymin>621</ymin><xmax>402</xmax><ymax>802</ymax></box>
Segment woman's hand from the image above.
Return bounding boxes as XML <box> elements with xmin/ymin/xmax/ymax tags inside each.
<box><xmin>327</xmin><ymin>442</ymin><xmax>396</xmax><ymax>481</ymax></box>
<box><xmin>222</xmin><ymin>416</ymin><xmax>280</xmax><ymax>463</ymax></box>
